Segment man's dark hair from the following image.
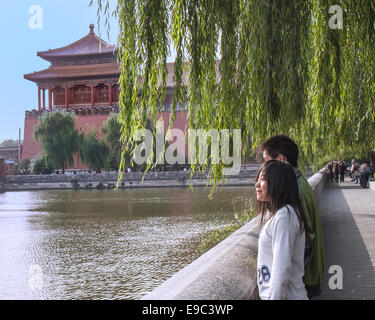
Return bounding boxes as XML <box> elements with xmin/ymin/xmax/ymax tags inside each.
<box><xmin>262</xmin><ymin>134</ymin><xmax>299</xmax><ymax>167</ymax></box>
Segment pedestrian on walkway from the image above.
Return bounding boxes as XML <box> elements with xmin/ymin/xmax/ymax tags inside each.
<box><xmin>333</xmin><ymin>161</ymin><xmax>339</xmax><ymax>183</ymax></box>
<box><xmin>339</xmin><ymin>161</ymin><xmax>347</xmax><ymax>183</ymax></box>
<box><xmin>327</xmin><ymin>161</ymin><xmax>334</xmax><ymax>183</ymax></box>
<box><xmin>262</xmin><ymin>134</ymin><xmax>325</xmax><ymax>298</ymax></box>
<box><xmin>255</xmin><ymin>160</ymin><xmax>309</xmax><ymax>300</ymax></box>
<box><xmin>359</xmin><ymin>162</ymin><xmax>373</xmax><ymax>188</ymax></box>
<box><xmin>350</xmin><ymin>160</ymin><xmax>358</xmax><ymax>180</ymax></box>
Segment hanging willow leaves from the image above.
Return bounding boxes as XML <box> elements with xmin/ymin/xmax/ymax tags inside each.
<box><xmin>93</xmin><ymin>0</ymin><xmax>375</xmax><ymax>192</ymax></box>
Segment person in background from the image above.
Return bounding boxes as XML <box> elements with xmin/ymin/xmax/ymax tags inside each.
<box><xmin>261</xmin><ymin>134</ymin><xmax>325</xmax><ymax>299</ymax></box>
<box><xmin>370</xmin><ymin>163</ymin><xmax>374</xmax><ymax>180</ymax></box>
<box><xmin>350</xmin><ymin>160</ymin><xmax>357</xmax><ymax>180</ymax></box>
<box><xmin>327</xmin><ymin>161</ymin><xmax>334</xmax><ymax>183</ymax></box>
<box><xmin>359</xmin><ymin>162</ymin><xmax>373</xmax><ymax>188</ymax></box>
<box><xmin>339</xmin><ymin>161</ymin><xmax>347</xmax><ymax>183</ymax></box>
<box><xmin>333</xmin><ymin>160</ymin><xmax>339</xmax><ymax>183</ymax></box>
<box><xmin>255</xmin><ymin>160</ymin><xmax>309</xmax><ymax>300</ymax></box>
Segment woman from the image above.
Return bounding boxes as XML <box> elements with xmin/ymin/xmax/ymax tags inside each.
<box><xmin>255</xmin><ymin>160</ymin><xmax>309</xmax><ymax>300</ymax></box>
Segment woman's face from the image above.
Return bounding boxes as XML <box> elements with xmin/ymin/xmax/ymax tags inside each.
<box><xmin>255</xmin><ymin>172</ymin><xmax>268</xmax><ymax>202</ymax></box>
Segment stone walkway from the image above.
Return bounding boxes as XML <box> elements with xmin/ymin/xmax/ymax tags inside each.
<box><xmin>316</xmin><ymin>181</ymin><xmax>375</xmax><ymax>300</ymax></box>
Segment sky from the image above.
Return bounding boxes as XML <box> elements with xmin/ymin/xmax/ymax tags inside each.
<box><xmin>0</xmin><ymin>0</ymin><xmax>121</xmax><ymax>142</ymax></box>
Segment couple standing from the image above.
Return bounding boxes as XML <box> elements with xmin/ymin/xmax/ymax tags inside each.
<box><xmin>254</xmin><ymin>134</ymin><xmax>325</xmax><ymax>300</ymax></box>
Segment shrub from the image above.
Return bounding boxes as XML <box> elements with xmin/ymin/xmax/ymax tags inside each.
<box><xmin>198</xmin><ymin>198</ymin><xmax>255</xmax><ymax>254</ymax></box>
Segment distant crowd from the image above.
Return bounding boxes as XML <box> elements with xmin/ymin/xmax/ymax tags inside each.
<box><xmin>326</xmin><ymin>159</ymin><xmax>374</xmax><ymax>188</ymax></box>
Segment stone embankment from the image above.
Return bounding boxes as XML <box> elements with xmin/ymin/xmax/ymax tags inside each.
<box><xmin>0</xmin><ymin>167</ymin><xmax>258</xmax><ymax>192</ymax></box>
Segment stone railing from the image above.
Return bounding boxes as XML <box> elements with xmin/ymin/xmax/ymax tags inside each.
<box><xmin>142</xmin><ymin>168</ymin><xmax>327</xmax><ymax>300</ymax></box>
<box><xmin>25</xmin><ymin>105</ymin><xmax>120</xmax><ymax>119</ymax></box>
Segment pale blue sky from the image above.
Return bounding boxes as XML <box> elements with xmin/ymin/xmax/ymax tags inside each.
<box><xmin>0</xmin><ymin>0</ymin><xmax>120</xmax><ymax>142</ymax></box>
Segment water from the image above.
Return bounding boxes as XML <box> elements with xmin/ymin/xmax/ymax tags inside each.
<box><xmin>0</xmin><ymin>186</ymin><xmax>254</xmax><ymax>300</ymax></box>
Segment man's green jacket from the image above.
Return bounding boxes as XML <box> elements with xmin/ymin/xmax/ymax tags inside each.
<box><xmin>299</xmin><ymin>175</ymin><xmax>325</xmax><ymax>286</ymax></box>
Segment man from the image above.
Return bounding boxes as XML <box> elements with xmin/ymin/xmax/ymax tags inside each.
<box><xmin>261</xmin><ymin>134</ymin><xmax>325</xmax><ymax>299</ymax></box>
<box><xmin>339</xmin><ymin>161</ymin><xmax>347</xmax><ymax>183</ymax></box>
<box><xmin>333</xmin><ymin>160</ymin><xmax>339</xmax><ymax>183</ymax></box>
<box><xmin>359</xmin><ymin>161</ymin><xmax>373</xmax><ymax>188</ymax></box>
<box><xmin>327</xmin><ymin>161</ymin><xmax>333</xmax><ymax>183</ymax></box>
<box><xmin>350</xmin><ymin>159</ymin><xmax>357</xmax><ymax>180</ymax></box>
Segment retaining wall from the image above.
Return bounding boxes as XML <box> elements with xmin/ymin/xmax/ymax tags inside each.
<box><xmin>1</xmin><ymin>168</ymin><xmax>258</xmax><ymax>191</ymax></box>
<box><xmin>142</xmin><ymin>169</ymin><xmax>327</xmax><ymax>300</ymax></box>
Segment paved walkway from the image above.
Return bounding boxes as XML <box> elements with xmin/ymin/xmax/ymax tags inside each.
<box><xmin>316</xmin><ymin>181</ymin><xmax>375</xmax><ymax>300</ymax></box>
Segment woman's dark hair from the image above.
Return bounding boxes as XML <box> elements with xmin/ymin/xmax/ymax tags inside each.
<box><xmin>256</xmin><ymin>160</ymin><xmax>309</xmax><ymax>232</ymax></box>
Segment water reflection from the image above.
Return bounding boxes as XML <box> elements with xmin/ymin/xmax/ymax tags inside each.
<box><xmin>0</xmin><ymin>186</ymin><xmax>254</xmax><ymax>299</ymax></box>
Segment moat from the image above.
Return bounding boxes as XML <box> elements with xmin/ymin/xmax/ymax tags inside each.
<box><xmin>0</xmin><ymin>186</ymin><xmax>254</xmax><ymax>299</ymax></box>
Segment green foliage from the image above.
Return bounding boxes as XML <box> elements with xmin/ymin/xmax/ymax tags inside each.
<box><xmin>80</xmin><ymin>128</ymin><xmax>110</xmax><ymax>170</ymax></box>
<box><xmin>30</xmin><ymin>154</ymin><xmax>53</xmax><ymax>175</ymax></box>
<box><xmin>102</xmin><ymin>113</ymin><xmax>157</xmax><ymax>172</ymax></box>
<box><xmin>198</xmin><ymin>197</ymin><xmax>255</xmax><ymax>254</ymax></box>
<box><xmin>0</xmin><ymin>139</ymin><xmax>20</xmax><ymax>147</ymax></box>
<box><xmin>94</xmin><ymin>0</ymin><xmax>375</xmax><ymax>192</ymax></box>
<box><xmin>19</xmin><ymin>159</ymin><xmax>31</xmax><ymax>171</ymax></box>
<box><xmin>33</xmin><ymin>111</ymin><xmax>80</xmax><ymax>173</ymax></box>
<box><xmin>102</xmin><ymin>113</ymin><xmax>123</xmax><ymax>169</ymax></box>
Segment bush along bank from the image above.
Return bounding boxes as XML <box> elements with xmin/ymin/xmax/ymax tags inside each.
<box><xmin>198</xmin><ymin>197</ymin><xmax>255</xmax><ymax>254</ymax></box>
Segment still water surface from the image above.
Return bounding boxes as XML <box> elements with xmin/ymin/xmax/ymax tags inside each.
<box><xmin>0</xmin><ymin>186</ymin><xmax>254</xmax><ymax>300</ymax></box>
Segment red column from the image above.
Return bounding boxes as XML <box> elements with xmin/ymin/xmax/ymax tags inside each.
<box><xmin>108</xmin><ymin>83</ymin><xmax>113</xmax><ymax>106</ymax></box>
<box><xmin>91</xmin><ymin>84</ymin><xmax>95</xmax><ymax>107</ymax></box>
<box><xmin>38</xmin><ymin>87</ymin><xmax>41</xmax><ymax>111</ymax></box>
<box><xmin>48</xmin><ymin>87</ymin><xmax>52</xmax><ymax>110</ymax></box>
<box><xmin>0</xmin><ymin>157</ymin><xmax>4</xmax><ymax>177</ymax></box>
<box><xmin>65</xmin><ymin>86</ymin><xmax>69</xmax><ymax>109</ymax></box>
<box><xmin>42</xmin><ymin>89</ymin><xmax>46</xmax><ymax>110</ymax></box>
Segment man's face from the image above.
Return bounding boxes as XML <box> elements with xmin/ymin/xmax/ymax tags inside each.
<box><xmin>263</xmin><ymin>150</ymin><xmax>274</xmax><ymax>163</ymax></box>
<box><xmin>263</xmin><ymin>149</ymin><xmax>287</xmax><ymax>163</ymax></box>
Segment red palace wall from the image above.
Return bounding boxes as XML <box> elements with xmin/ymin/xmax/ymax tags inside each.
<box><xmin>22</xmin><ymin>117</ymin><xmax>41</xmax><ymax>160</ymax></box>
<box><xmin>22</xmin><ymin>110</ymin><xmax>189</xmax><ymax>169</ymax></box>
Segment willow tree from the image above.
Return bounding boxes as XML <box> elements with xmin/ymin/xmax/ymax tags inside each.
<box><xmin>102</xmin><ymin>113</ymin><xmax>123</xmax><ymax>169</ymax></box>
<box><xmin>305</xmin><ymin>0</ymin><xmax>375</xmax><ymax>166</ymax></box>
<box><xmin>80</xmin><ymin>128</ymin><xmax>110</xmax><ymax>171</ymax></box>
<box><xmin>33</xmin><ymin>111</ymin><xmax>80</xmax><ymax>173</ymax></box>
<box><xmin>93</xmin><ymin>0</ymin><xmax>375</xmax><ymax>189</ymax></box>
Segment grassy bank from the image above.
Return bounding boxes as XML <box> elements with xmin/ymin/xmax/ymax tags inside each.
<box><xmin>198</xmin><ymin>198</ymin><xmax>255</xmax><ymax>254</ymax></box>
